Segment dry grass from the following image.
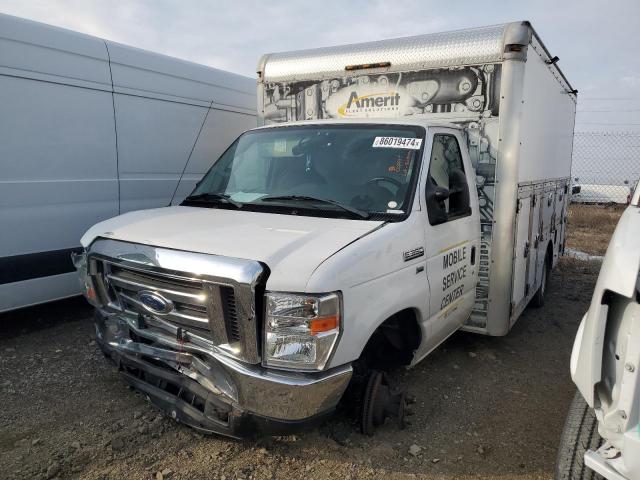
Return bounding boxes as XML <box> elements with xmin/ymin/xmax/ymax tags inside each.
<box><xmin>566</xmin><ymin>204</ymin><xmax>624</xmax><ymax>256</ymax></box>
<box><xmin>557</xmin><ymin>255</ymin><xmax>602</xmax><ymax>275</ymax></box>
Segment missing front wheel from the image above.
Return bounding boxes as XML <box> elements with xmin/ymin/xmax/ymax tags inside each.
<box><xmin>360</xmin><ymin>370</ymin><xmax>410</xmax><ymax>435</ymax></box>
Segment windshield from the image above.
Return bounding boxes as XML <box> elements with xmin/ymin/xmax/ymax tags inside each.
<box><xmin>185</xmin><ymin>124</ymin><xmax>425</xmax><ymax>220</ymax></box>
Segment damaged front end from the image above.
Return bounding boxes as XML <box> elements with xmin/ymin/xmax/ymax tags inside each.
<box><xmin>570</xmin><ymin>202</ymin><xmax>640</xmax><ymax>480</ymax></box>
<box><xmin>74</xmin><ymin>239</ymin><xmax>351</xmax><ymax>439</ymax></box>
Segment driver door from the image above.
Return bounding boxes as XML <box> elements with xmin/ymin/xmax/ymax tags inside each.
<box><xmin>422</xmin><ymin>130</ymin><xmax>480</xmax><ymax>347</ymax></box>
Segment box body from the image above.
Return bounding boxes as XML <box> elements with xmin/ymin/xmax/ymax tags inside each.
<box><xmin>257</xmin><ymin>21</ymin><xmax>577</xmax><ymax>334</ymax></box>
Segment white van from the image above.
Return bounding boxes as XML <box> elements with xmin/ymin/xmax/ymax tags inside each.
<box><xmin>0</xmin><ymin>14</ymin><xmax>256</xmax><ymax>312</ymax></box>
<box><xmin>75</xmin><ymin>21</ymin><xmax>577</xmax><ymax>437</ymax></box>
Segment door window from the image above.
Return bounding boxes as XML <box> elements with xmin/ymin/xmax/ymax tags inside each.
<box><xmin>425</xmin><ymin>134</ymin><xmax>471</xmax><ymax>225</ymax></box>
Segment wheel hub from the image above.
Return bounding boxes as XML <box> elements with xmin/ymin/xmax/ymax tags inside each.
<box><xmin>360</xmin><ymin>370</ymin><xmax>409</xmax><ymax>435</ymax></box>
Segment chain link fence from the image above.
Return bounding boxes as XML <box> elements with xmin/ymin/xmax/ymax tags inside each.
<box><xmin>571</xmin><ymin>132</ymin><xmax>640</xmax><ymax>204</ymax></box>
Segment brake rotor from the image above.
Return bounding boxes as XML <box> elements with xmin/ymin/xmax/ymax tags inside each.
<box><xmin>360</xmin><ymin>370</ymin><xmax>408</xmax><ymax>435</ymax></box>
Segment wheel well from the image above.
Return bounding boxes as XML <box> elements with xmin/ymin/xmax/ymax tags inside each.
<box><xmin>357</xmin><ymin>309</ymin><xmax>422</xmax><ymax>371</ymax></box>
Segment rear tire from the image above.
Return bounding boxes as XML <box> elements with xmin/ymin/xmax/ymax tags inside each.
<box><xmin>555</xmin><ymin>391</ymin><xmax>602</xmax><ymax>480</ymax></box>
<box><xmin>531</xmin><ymin>252</ymin><xmax>550</xmax><ymax>308</ymax></box>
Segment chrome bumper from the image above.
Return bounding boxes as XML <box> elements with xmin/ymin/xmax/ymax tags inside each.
<box><xmin>95</xmin><ymin>309</ymin><xmax>352</xmax><ymax>438</ymax></box>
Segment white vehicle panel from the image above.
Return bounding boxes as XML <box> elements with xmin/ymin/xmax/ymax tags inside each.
<box><xmin>114</xmin><ymin>94</ymin><xmax>209</xmax><ymax>213</ymax></box>
<box><xmin>260</xmin><ymin>24</ymin><xmax>508</xmax><ymax>83</ymax></box>
<box><xmin>572</xmin><ymin>205</ymin><xmax>640</xmax><ymax>405</ymax></box>
<box><xmin>517</xmin><ymin>37</ymin><xmax>576</xmax><ymax>183</ymax></box>
<box><xmin>80</xmin><ymin>206</ymin><xmax>384</xmax><ymax>293</ymax></box>
<box><xmin>0</xmin><ymin>75</ymin><xmax>118</xmax><ymax>257</ymax></box>
<box><xmin>306</xmin><ymin>215</ymin><xmax>430</xmax><ymax>368</ymax></box>
<box><xmin>106</xmin><ymin>39</ymin><xmax>255</xmax><ymax>112</ymax></box>
<box><xmin>0</xmin><ymin>13</ymin><xmax>111</xmax><ymax>90</ymax></box>
<box><xmin>421</xmin><ymin>130</ymin><xmax>480</xmax><ymax>349</ymax></box>
<box><xmin>0</xmin><ymin>273</ymin><xmax>79</xmax><ymax>313</ymax></box>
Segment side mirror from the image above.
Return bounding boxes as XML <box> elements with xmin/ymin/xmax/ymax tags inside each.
<box><xmin>429</xmin><ymin>186</ymin><xmax>450</xmax><ymax>201</ymax></box>
<box><xmin>426</xmin><ymin>185</ymin><xmax>450</xmax><ymax>225</ymax></box>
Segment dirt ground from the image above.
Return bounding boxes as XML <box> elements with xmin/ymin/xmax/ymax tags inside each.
<box><xmin>0</xmin><ymin>211</ymin><xmax>608</xmax><ymax>480</ymax></box>
<box><xmin>566</xmin><ymin>203</ymin><xmax>624</xmax><ymax>255</ymax></box>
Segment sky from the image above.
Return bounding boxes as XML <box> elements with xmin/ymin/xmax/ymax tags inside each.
<box><xmin>1</xmin><ymin>0</ymin><xmax>639</xmax><ymax>134</ymax></box>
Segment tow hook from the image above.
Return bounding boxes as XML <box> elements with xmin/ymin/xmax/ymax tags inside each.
<box><xmin>360</xmin><ymin>370</ymin><xmax>413</xmax><ymax>435</ymax></box>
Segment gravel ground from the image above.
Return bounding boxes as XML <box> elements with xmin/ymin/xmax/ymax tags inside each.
<box><xmin>0</xmin><ymin>259</ymin><xmax>599</xmax><ymax>480</ymax></box>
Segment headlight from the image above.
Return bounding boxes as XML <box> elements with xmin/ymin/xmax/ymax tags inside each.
<box><xmin>263</xmin><ymin>292</ymin><xmax>341</xmax><ymax>371</ymax></box>
<box><xmin>71</xmin><ymin>251</ymin><xmax>99</xmax><ymax>307</ymax></box>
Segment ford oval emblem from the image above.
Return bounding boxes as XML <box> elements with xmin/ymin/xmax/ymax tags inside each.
<box><xmin>138</xmin><ymin>290</ymin><xmax>173</xmax><ymax>315</ymax></box>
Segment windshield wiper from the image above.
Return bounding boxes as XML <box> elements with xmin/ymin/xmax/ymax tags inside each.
<box><xmin>181</xmin><ymin>193</ymin><xmax>242</xmax><ymax>208</ymax></box>
<box><xmin>259</xmin><ymin>195</ymin><xmax>370</xmax><ymax>219</ymax></box>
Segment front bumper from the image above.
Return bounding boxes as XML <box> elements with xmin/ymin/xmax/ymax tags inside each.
<box><xmin>95</xmin><ymin>309</ymin><xmax>352</xmax><ymax>438</ymax></box>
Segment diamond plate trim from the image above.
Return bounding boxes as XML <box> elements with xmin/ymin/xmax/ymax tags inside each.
<box><xmin>262</xmin><ymin>24</ymin><xmax>507</xmax><ymax>82</ymax></box>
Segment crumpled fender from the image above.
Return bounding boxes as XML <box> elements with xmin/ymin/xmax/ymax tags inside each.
<box><xmin>571</xmin><ymin>205</ymin><xmax>640</xmax><ymax>406</ymax></box>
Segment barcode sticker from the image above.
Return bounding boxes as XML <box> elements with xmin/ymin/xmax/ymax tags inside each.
<box><xmin>372</xmin><ymin>136</ymin><xmax>422</xmax><ymax>150</ymax></box>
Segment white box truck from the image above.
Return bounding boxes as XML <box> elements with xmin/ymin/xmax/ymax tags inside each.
<box><xmin>0</xmin><ymin>13</ymin><xmax>256</xmax><ymax>313</ymax></box>
<box><xmin>74</xmin><ymin>21</ymin><xmax>577</xmax><ymax>437</ymax></box>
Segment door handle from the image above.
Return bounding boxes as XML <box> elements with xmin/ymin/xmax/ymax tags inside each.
<box><xmin>471</xmin><ymin>245</ymin><xmax>476</xmax><ymax>265</ymax></box>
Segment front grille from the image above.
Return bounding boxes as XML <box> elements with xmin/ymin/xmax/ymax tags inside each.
<box><xmin>87</xmin><ymin>239</ymin><xmax>264</xmax><ymax>364</ymax></box>
<box><xmin>108</xmin><ymin>264</ymin><xmax>211</xmax><ymax>337</ymax></box>
<box><xmin>220</xmin><ymin>286</ymin><xmax>240</xmax><ymax>342</ymax></box>
<box><xmin>95</xmin><ymin>260</ymin><xmax>244</xmax><ymax>351</ymax></box>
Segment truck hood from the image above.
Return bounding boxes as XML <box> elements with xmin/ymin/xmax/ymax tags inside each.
<box><xmin>81</xmin><ymin>206</ymin><xmax>384</xmax><ymax>291</ymax></box>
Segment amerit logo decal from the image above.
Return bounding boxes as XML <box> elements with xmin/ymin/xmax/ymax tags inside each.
<box><xmin>338</xmin><ymin>91</ymin><xmax>402</xmax><ymax>116</ymax></box>
<box><xmin>325</xmin><ymin>84</ymin><xmax>412</xmax><ymax>119</ymax></box>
